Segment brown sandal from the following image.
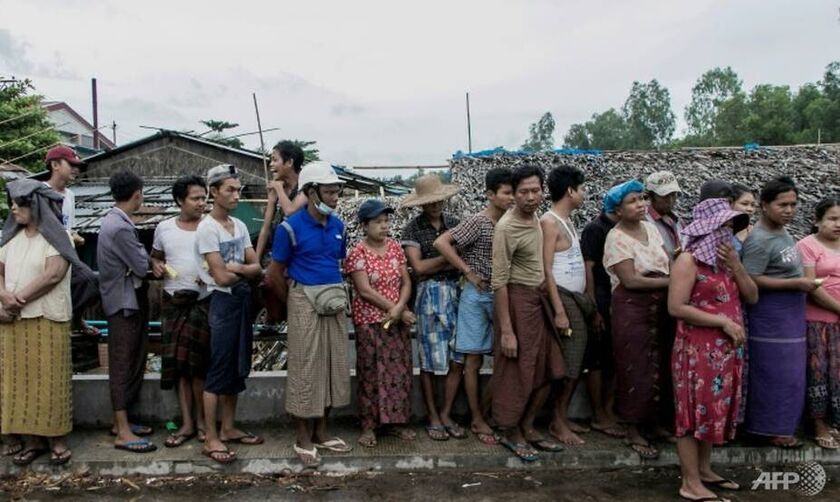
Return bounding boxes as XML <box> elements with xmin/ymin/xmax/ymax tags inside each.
<box><xmin>202</xmin><ymin>448</ymin><xmax>237</xmax><ymax>464</ymax></box>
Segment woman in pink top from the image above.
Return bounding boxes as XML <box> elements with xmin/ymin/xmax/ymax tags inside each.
<box><xmin>796</xmin><ymin>197</ymin><xmax>840</xmax><ymax>450</ymax></box>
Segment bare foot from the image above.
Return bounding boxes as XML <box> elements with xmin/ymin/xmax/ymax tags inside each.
<box><xmin>549</xmin><ymin>421</ymin><xmax>585</xmax><ymax>446</ymax></box>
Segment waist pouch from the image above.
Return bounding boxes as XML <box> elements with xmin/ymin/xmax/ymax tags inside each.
<box><xmin>303</xmin><ymin>283</ymin><xmax>348</xmax><ymax>315</ymax></box>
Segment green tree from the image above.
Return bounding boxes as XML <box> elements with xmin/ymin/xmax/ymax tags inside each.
<box><xmin>521</xmin><ymin>112</ymin><xmax>556</xmax><ymax>152</ymax></box>
<box><xmin>0</xmin><ymin>78</ymin><xmax>61</xmax><ymax>171</ymax></box>
<box><xmin>742</xmin><ymin>84</ymin><xmax>796</xmax><ymax>145</ymax></box>
<box><xmin>684</xmin><ymin>67</ymin><xmax>743</xmax><ymax>142</ymax></box>
<box><xmin>199</xmin><ymin>119</ymin><xmax>244</xmax><ymax>149</ymax></box>
<box><xmin>563</xmin><ymin>108</ymin><xmax>629</xmax><ymax>150</ymax></box>
<box><xmin>817</xmin><ymin>61</ymin><xmax>840</xmax><ymax>143</ymax></box>
<box><xmin>621</xmin><ymin>79</ymin><xmax>676</xmax><ymax>149</ymax></box>
<box><xmin>287</xmin><ymin>139</ymin><xmax>320</xmax><ymax>163</ymax></box>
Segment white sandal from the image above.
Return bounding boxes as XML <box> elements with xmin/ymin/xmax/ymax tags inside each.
<box><xmin>314</xmin><ymin>437</ymin><xmax>352</xmax><ymax>453</ymax></box>
<box><xmin>293</xmin><ymin>443</ymin><xmax>321</xmax><ymax>468</ymax></box>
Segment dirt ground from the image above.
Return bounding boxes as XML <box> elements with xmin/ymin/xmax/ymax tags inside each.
<box><xmin>1</xmin><ymin>465</ymin><xmax>837</xmax><ymax>501</ymax></box>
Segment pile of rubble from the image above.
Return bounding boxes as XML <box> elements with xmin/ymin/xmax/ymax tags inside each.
<box><xmin>337</xmin><ymin>145</ymin><xmax>840</xmax><ymax>241</ymax></box>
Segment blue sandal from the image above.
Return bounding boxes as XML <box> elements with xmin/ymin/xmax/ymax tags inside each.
<box><xmin>114</xmin><ymin>439</ymin><xmax>157</xmax><ymax>453</ymax></box>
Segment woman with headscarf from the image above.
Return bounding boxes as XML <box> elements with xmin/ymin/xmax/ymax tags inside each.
<box><xmin>602</xmin><ymin>180</ymin><xmax>672</xmax><ymax>459</ymax></box>
<box><xmin>0</xmin><ymin>179</ymin><xmax>81</xmax><ymax>466</ymax></box>
<box><xmin>669</xmin><ymin>198</ymin><xmax>757</xmax><ymax>500</ymax></box>
<box><xmin>741</xmin><ymin>176</ymin><xmax>816</xmax><ymax>448</ymax></box>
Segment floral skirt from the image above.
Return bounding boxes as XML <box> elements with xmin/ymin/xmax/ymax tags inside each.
<box><xmin>806</xmin><ymin>320</ymin><xmax>840</xmax><ymax>426</ymax></box>
<box><xmin>355</xmin><ymin>322</ymin><xmax>412</xmax><ymax>430</ymax></box>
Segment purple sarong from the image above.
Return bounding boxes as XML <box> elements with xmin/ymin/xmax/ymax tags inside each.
<box><xmin>744</xmin><ymin>290</ymin><xmax>807</xmax><ymax>436</ymax></box>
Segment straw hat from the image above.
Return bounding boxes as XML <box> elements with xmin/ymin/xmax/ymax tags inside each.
<box><xmin>401</xmin><ymin>174</ymin><xmax>460</xmax><ymax>208</ymax></box>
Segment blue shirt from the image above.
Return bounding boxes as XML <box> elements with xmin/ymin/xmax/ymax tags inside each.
<box><xmin>272</xmin><ymin>209</ymin><xmax>346</xmax><ymax>286</ymax></box>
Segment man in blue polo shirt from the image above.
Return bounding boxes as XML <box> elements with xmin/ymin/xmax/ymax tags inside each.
<box><xmin>267</xmin><ymin>161</ymin><xmax>352</xmax><ymax>468</ymax></box>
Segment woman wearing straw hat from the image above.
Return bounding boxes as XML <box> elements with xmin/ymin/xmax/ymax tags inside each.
<box><xmin>400</xmin><ymin>174</ymin><xmax>466</xmax><ymax>441</ymax></box>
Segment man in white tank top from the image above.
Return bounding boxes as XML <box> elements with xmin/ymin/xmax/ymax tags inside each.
<box><xmin>540</xmin><ymin>166</ymin><xmax>593</xmax><ymax>446</ymax></box>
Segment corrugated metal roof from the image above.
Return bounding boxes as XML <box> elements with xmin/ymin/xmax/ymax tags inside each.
<box><xmin>73</xmin><ymin>180</ymin><xmax>184</xmax><ymax>233</ymax></box>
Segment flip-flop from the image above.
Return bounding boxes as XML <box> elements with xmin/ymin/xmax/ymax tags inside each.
<box><xmin>591</xmin><ymin>423</ymin><xmax>627</xmax><ymax>438</ymax></box>
<box><xmin>769</xmin><ymin>436</ymin><xmax>803</xmax><ymax>449</ymax></box>
<box><xmin>222</xmin><ymin>432</ymin><xmax>264</xmax><ymax>445</ymax></box>
<box><xmin>110</xmin><ymin>424</ymin><xmax>153</xmax><ymax>437</ymax></box>
<box><xmin>294</xmin><ymin>443</ymin><xmax>321</xmax><ymax>468</ymax></box>
<box><xmin>678</xmin><ymin>492</ymin><xmax>730</xmax><ymax>502</ymax></box>
<box><xmin>568</xmin><ymin>421</ymin><xmax>591</xmax><ymax>434</ymax></box>
<box><xmin>314</xmin><ymin>437</ymin><xmax>352</xmax><ymax>452</ymax></box>
<box><xmin>814</xmin><ymin>435</ymin><xmax>840</xmax><ymax>450</ymax></box>
<box><xmin>165</xmin><ymin>431</ymin><xmax>198</xmax><ymax>448</ymax></box>
<box><xmin>49</xmin><ymin>448</ymin><xmax>72</xmax><ymax>466</ymax></box>
<box><xmin>529</xmin><ymin>438</ymin><xmax>565</xmax><ymax>452</ymax></box>
<box><xmin>2</xmin><ymin>441</ymin><xmax>24</xmax><ymax>456</ymax></box>
<box><xmin>426</xmin><ymin>425</ymin><xmax>449</xmax><ymax>441</ymax></box>
<box><xmin>443</xmin><ymin>423</ymin><xmax>468</xmax><ymax>439</ymax></box>
<box><xmin>702</xmin><ymin>478</ymin><xmax>740</xmax><ymax>491</ymax></box>
<box><xmin>474</xmin><ymin>432</ymin><xmax>500</xmax><ymax>446</ymax></box>
<box><xmin>384</xmin><ymin>427</ymin><xmax>416</xmax><ymax>442</ymax></box>
<box><xmin>202</xmin><ymin>448</ymin><xmax>237</xmax><ymax>465</ymax></box>
<box><xmin>498</xmin><ymin>437</ymin><xmax>539</xmax><ymax>462</ymax></box>
<box><xmin>12</xmin><ymin>447</ymin><xmax>48</xmax><ymax>466</ymax></box>
<box><xmin>358</xmin><ymin>431</ymin><xmax>377</xmax><ymax>448</ymax></box>
<box><xmin>114</xmin><ymin>439</ymin><xmax>157</xmax><ymax>453</ymax></box>
<box><xmin>624</xmin><ymin>438</ymin><xmax>659</xmax><ymax>459</ymax></box>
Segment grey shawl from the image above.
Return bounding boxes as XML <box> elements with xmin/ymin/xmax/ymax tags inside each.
<box><xmin>2</xmin><ymin>179</ymin><xmax>99</xmax><ymax>312</ymax></box>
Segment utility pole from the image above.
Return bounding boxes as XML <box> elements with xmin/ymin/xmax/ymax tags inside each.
<box><xmin>466</xmin><ymin>92</ymin><xmax>472</xmax><ymax>154</ymax></box>
<box><xmin>111</xmin><ymin>121</ymin><xmax>117</xmax><ymax>146</ymax></box>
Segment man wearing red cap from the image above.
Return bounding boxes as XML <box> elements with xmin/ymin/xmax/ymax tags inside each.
<box><xmin>44</xmin><ymin>146</ymin><xmax>85</xmax><ymax>247</ymax></box>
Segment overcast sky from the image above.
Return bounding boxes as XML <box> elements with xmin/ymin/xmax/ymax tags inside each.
<box><xmin>2</xmin><ymin>0</ymin><xmax>839</xmax><ymax>169</ymax></box>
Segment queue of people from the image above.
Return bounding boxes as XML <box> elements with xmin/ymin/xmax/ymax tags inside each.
<box><xmin>1</xmin><ymin>144</ymin><xmax>839</xmax><ymax>500</ymax></box>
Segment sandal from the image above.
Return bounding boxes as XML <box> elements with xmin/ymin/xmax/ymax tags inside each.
<box><xmin>110</xmin><ymin>424</ymin><xmax>153</xmax><ymax>437</ymax></box>
<box><xmin>528</xmin><ymin>437</ymin><xmax>565</xmax><ymax>452</ymax></box>
<box><xmin>426</xmin><ymin>425</ymin><xmax>449</xmax><ymax>441</ymax></box>
<box><xmin>165</xmin><ymin>432</ymin><xmax>198</xmax><ymax>448</ymax></box>
<box><xmin>13</xmin><ymin>447</ymin><xmax>48</xmax><ymax>466</ymax></box>
<box><xmin>202</xmin><ymin>448</ymin><xmax>237</xmax><ymax>465</ymax></box>
<box><xmin>384</xmin><ymin>426</ymin><xmax>416</xmax><ymax>442</ymax></box>
<box><xmin>49</xmin><ymin>448</ymin><xmax>72</xmax><ymax>466</ymax></box>
<box><xmin>222</xmin><ymin>432</ymin><xmax>264</xmax><ymax>445</ymax></box>
<box><xmin>591</xmin><ymin>423</ymin><xmax>627</xmax><ymax>439</ymax></box>
<box><xmin>498</xmin><ymin>437</ymin><xmax>539</xmax><ymax>462</ymax></box>
<box><xmin>358</xmin><ymin>431</ymin><xmax>377</xmax><ymax>448</ymax></box>
<box><xmin>678</xmin><ymin>490</ymin><xmax>730</xmax><ymax>502</ymax></box>
<box><xmin>814</xmin><ymin>435</ymin><xmax>840</xmax><ymax>450</ymax></box>
<box><xmin>314</xmin><ymin>437</ymin><xmax>352</xmax><ymax>452</ymax></box>
<box><xmin>294</xmin><ymin>443</ymin><xmax>320</xmax><ymax>468</ymax></box>
<box><xmin>769</xmin><ymin>436</ymin><xmax>803</xmax><ymax>449</ymax></box>
<box><xmin>114</xmin><ymin>439</ymin><xmax>157</xmax><ymax>453</ymax></box>
<box><xmin>474</xmin><ymin>432</ymin><xmax>500</xmax><ymax>446</ymax></box>
<box><xmin>2</xmin><ymin>441</ymin><xmax>24</xmax><ymax>456</ymax></box>
<box><xmin>624</xmin><ymin>438</ymin><xmax>659</xmax><ymax>459</ymax></box>
<box><xmin>443</xmin><ymin>423</ymin><xmax>468</xmax><ymax>439</ymax></box>
<box><xmin>702</xmin><ymin>478</ymin><xmax>740</xmax><ymax>491</ymax></box>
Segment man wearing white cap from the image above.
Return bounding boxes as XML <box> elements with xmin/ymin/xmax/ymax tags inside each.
<box><xmin>268</xmin><ymin>161</ymin><xmax>352</xmax><ymax>468</ymax></box>
<box><xmin>645</xmin><ymin>171</ymin><xmax>684</xmax><ymax>260</ymax></box>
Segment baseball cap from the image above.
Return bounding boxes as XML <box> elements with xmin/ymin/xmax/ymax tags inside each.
<box><xmin>45</xmin><ymin>145</ymin><xmax>85</xmax><ymax>167</ymax></box>
<box><xmin>645</xmin><ymin>171</ymin><xmax>682</xmax><ymax>196</ymax></box>
<box><xmin>357</xmin><ymin>199</ymin><xmax>394</xmax><ymax>222</ymax></box>
<box><xmin>206</xmin><ymin>164</ymin><xmax>239</xmax><ymax>186</ymax></box>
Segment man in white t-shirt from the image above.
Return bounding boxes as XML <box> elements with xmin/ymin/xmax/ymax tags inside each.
<box><xmin>151</xmin><ymin>175</ymin><xmax>210</xmax><ymax>448</ymax></box>
<box><xmin>44</xmin><ymin>146</ymin><xmax>84</xmax><ymax>246</ymax></box>
<box><xmin>195</xmin><ymin>164</ymin><xmax>263</xmax><ymax>464</ymax></box>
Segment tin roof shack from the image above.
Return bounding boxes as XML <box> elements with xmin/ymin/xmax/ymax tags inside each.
<box><xmin>70</xmin><ymin>130</ymin><xmax>270</xmax><ymax>268</ymax></box>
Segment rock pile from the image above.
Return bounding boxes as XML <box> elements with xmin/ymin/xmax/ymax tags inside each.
<box><xmin>337</xmin><ymin>145</ymin><xmax>840</xmax><ymax>242</ymax></box>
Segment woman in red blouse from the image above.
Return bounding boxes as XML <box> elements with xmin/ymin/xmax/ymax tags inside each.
<box><xmin>347</xmin><ymin>199</ymin><xmax>417</xmax><ymax>447</ymax></box>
